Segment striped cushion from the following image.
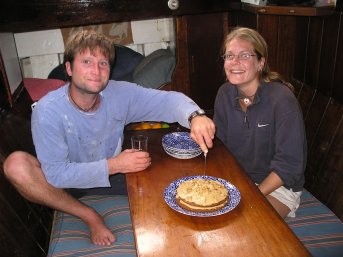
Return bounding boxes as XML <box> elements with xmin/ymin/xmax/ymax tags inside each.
<box><xmin>286</xmin><ymin>190</ymin><xmax>343</xmax><ymax>257</ymax></box>
<box><xmin>48</xmin><ymin>195</ymin><xmax>136</xmax><ymax>257</ymax></box>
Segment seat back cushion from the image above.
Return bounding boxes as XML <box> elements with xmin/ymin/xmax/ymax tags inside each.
<box><xmin>110</xmin><ymin>44</ymin><xmax>144</xmax><ymax>82</ymax></box>
<box><xmin>48</xmin><ymin>64</ymin><xmax>69</xmax><ymax>81</ymax></box>
<box><xmin>132</xmin><ymin>48</ymin><xmax>175</xmax><ymax>89</ymax></box>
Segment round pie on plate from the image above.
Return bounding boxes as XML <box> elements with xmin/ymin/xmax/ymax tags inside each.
<box><xmin>176</xmin><ymin>178</ymin><xmax>229</xmax><ymax>212</ymax></box>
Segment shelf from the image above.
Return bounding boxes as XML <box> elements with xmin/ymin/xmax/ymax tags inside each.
<box><xmin>241</xmin><ymin>3</ymin><xmax>335</xmax><ymax>16</ymax></box>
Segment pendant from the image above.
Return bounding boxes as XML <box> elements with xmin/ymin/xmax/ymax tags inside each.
<box><xmin>243</xmin><ymin>97</ymin><xmax>251</xmax><ymax>105</ymax></box>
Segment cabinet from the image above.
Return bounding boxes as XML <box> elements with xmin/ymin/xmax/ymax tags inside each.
<box><xmin>187</xmin><ymin>13</ymin><xmax>228</xmax><ymax>110</ymax></box>
<box><xmin>241</xmin><ymin>3</ymin><xmax>335</xmax><ymax>16</ymax></box>
<box><xmin>172</xmin><ymin>13</ymin><xmax>229</xmax><ymax>111</ymax></box>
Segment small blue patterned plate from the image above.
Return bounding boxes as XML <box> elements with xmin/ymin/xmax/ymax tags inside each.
<box><xmin>162</xmin><ymin>132</ymin><xmax>200</xmax><ymax>150</ymax></box>
<box><xmin>164</xmin><ymin>175</ymin><xmax>241</xmax><ymax>217</ymax></box>
<box><xmin>162</xmin><ymin>132</ymin><xmax>202</xmax><ymax>159</ymax></box>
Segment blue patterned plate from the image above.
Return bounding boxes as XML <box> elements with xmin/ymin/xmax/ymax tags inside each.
<box><xmin>164</xmin><ymin>175</ymin><xmax>241</xmax><ymax>217</ymax></box>
<box><xmin>163</xmin><ymin>149</ymin><xmax>202</xmax><ymax>159</ymax></box>
<box><xmin>162</xmin><ymin>132</ymin><xmax>201</xmax><ymax>150</ymax></box>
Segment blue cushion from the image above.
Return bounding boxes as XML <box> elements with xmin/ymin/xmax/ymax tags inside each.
<box><xmin>110</xmin><ymin>44</ymin><xmax>144</xmax><ymax>82</ymax></box>
<box><xmin>48</xmin><ymin>195</ymin><xmax>136</xmax><ymax>257</ymax></box>
<box><xmin>286</xmin><ymin>190</ymin><xmax>343</xmax><ymax>257</ymax></box>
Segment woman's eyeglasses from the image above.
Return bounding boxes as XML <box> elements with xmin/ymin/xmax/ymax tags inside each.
<box><xmin>222</xmin><ymin>52</ymin><xmax>256</xmax><ymax>61</ymax></box>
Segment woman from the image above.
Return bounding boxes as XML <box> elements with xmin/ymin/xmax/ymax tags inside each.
<box><xmin>214</xmin><ymin>27</ymin><xmax>307</xmax><ymax>218</ymax></box>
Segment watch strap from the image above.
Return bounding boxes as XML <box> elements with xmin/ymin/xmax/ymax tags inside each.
<box><xmin>188</xmin><ymin>109</ymin><xmax>206</xmax><ymax>125</ymax></box>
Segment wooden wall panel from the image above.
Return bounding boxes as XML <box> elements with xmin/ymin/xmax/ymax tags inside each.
<box><xmin>303</xmin><ymin>93</ymin><xmax>330</xmax><ymax>187</ymax></box>
<box><xmin>317</xmin><ymin>14</ymin><xmax>341</xmax><ymax>95</ymax></box>
<box><xmin>187</xmin><ymin>12</ymin><xmax>228</xmax><ymax>110</ymax></box>
<box><xmin>0</xmin><ymin>174</ymin><xmax>51</xmax><ymax>257</ymax></box>
<box><xmin>332</xmin><ymin>189</ymin><xmax>343</xmax><ymax>221</ymax></box>
<box><xmin>0</xmin><ymin>90</ymin><xmax>52</xmax><ymax>256</ymax></box>
<box><xmin>305</xmin><ymin>92</ymin><xmax>330</xmax><ymax>152</ymax></box>
<box><xmin>274</xmin><ymin>16</ymin><xmax>296</xmax><ymax>80</ymax></box>
<box><xmin>296</xmin><ymin>82</ymin><xmax>316</xmax><ymax>119</ymax></box>
<box><xmin>230</xmin><ymin>11</ymin><xmax>257</xmax><ymax>29</ymax></box>
<box><xmin>293</xmin><ymin>17</ymin><xmax>309</xmax><ymax>82</ymax></box>
<box><xmin>172</xmin><ymin>17</ymin><xmax>190</xmax><ymax>95</ymax></box>
<box><xmin>310</xmin><ymin>100</ymin><xmax>343</xmax><ymax>202</ymax></box>
<box><xmin>291</xmin><ymin>78</ymin><xmax>303</xmax><ymax>96</ymax></box>
<box><xmin>0</xmin><ymin>114</ymin><xmax>34</xmax><ymax>156</ymax></box>
<box><xmin>0</xmin><ymin>197</ymin><xmax>45</xmax><ymax>257</ymax></box>
<box><xmin>306</xmin><ymin>98</ymin><xmax>343</xmax><ymax>188</ymax></box>
<box><xmin>0</xmin><ymin>169</ymin><xmax>52</xmax><ymax>229</ymax></box>
<box><xmin>333</xmin><ymin>12</ymin><xmax>343</xmax><ymax>102</ymax></box>
<box><xmin>256</xmin><ymin>15</ymin><xmax>280</xmax><ymax>72</ymax></box>
<box><xmin>305</xmin><ymin>17</ymin><xmax>323</xmax><ymax>89</ymax></box>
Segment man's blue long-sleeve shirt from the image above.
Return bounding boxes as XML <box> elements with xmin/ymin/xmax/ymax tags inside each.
<box><xmin>32</xmin><ymin>81</ymin><xmax>199</xmax><ymax>189</ymax></box>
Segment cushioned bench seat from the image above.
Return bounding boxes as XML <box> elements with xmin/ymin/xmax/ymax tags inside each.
<box><xmin>285</xmin><ymin>190</ymin><xmax>343</xmax><ymax>257</ymax></box>
<box><xmin>48</xmin><ymin>190</ymin><xmax>343</xmax><ymax>257</ymax></box>
<box><xmin>48</xmin><ymin>195</ymin><xmax>136</xmax><ymax>257</ymax></box>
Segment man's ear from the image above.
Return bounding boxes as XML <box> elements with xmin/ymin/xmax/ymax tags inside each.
<box><xmin>65</xmin><ymin>62</ymin><xmax>72</xmax><ymax>76</ymax></box>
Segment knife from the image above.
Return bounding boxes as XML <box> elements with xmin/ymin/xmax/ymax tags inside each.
<box><xmin>203</xmin><ymin>152</ymin><xmax>207</xmax><ymax>175</ymax></box>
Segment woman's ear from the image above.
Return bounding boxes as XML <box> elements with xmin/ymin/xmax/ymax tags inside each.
<box><xmin>259</xmin><ymin>57</ymin><xmax>266</xmax><ymax>71</ymax></box>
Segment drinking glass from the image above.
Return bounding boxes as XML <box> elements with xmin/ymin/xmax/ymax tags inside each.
<box><xmin>131</xmin><ymin>135</ymin><xmax>149</xmax><ymax>152</ymax></box>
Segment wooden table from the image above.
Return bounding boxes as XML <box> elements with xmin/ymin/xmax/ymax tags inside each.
<box><xmin>125</xmin><ymin>129</ymin><xmax>310</xmax><ymax>257</ymax></box>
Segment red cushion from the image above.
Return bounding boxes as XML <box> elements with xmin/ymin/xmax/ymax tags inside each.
<box><xmin>24</xmin><ymin>78</ymin><xmax>65</xmax><ymax>101</ymax></box>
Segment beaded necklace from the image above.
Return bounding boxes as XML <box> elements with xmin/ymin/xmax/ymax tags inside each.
<box><xmin>68</xmin><ymin>87</ymin><xmax>99</xmax><ymax>112</ymax></box>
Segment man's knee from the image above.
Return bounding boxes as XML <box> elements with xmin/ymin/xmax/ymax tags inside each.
<box><xmin>3</xmin><ymin>151</ymin><xmax>36</xmax><ymax>182</ymax></box>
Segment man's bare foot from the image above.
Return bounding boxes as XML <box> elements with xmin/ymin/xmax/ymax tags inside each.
<box><xmin>86</xmin><ymin>211</ymin><xmax>116</xmax><ymax>245</ymax></box>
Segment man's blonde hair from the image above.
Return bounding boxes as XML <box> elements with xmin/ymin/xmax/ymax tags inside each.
<box><xmin>64</xmin><ymin>30</ymin><xmax>115</xmax><ymax>67</ymax></box>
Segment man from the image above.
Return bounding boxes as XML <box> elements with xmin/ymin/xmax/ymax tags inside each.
<box><xmin>3</xmin><ymin>30</ymin><xmax>215</xmax><ymax>246</ymax></box>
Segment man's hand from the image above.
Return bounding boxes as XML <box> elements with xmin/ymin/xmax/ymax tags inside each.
<box><xmin>107</xmin><ymin>149</ymin><xmax>151</xmax><ymax>175</ymax></box>
<box><xmin>190</xmin><ymin>116</ymin><xmax>216</xmax><ymax>153</ymax></box>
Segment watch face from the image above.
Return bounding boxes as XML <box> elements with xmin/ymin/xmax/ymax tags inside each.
<box><xmin>197</xmin><ymin>109</ymin><xmax>205</xmax><ymax>115</ymax></box>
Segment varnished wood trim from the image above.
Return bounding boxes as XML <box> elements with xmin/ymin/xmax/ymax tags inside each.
<box><xmin>171</xmin><ymin>17</ymin><xmax>190</xmax><ymax>95</ymax></box>
<box><xmin>242</xmin><ymin>3</ymin><xmax>335</xmax><ymax>16</ymax></box>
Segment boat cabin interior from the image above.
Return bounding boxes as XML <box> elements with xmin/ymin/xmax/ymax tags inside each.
<box><xmin>0</xmin><ymin>0</ymin><xmax>343</xmax><ymax>256</ymax></box>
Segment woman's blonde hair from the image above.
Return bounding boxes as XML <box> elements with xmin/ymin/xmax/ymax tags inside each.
<box><xmin>223</xmin><ymin>27</ymin><xmax>293</xmax><ymax>91</ymax></box>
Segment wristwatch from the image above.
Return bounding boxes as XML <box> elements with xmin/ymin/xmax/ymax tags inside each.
<box><xmin>188</xmin><ymin>109</ymin><xmax>206</xmax><ymax>125</ymax></box>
